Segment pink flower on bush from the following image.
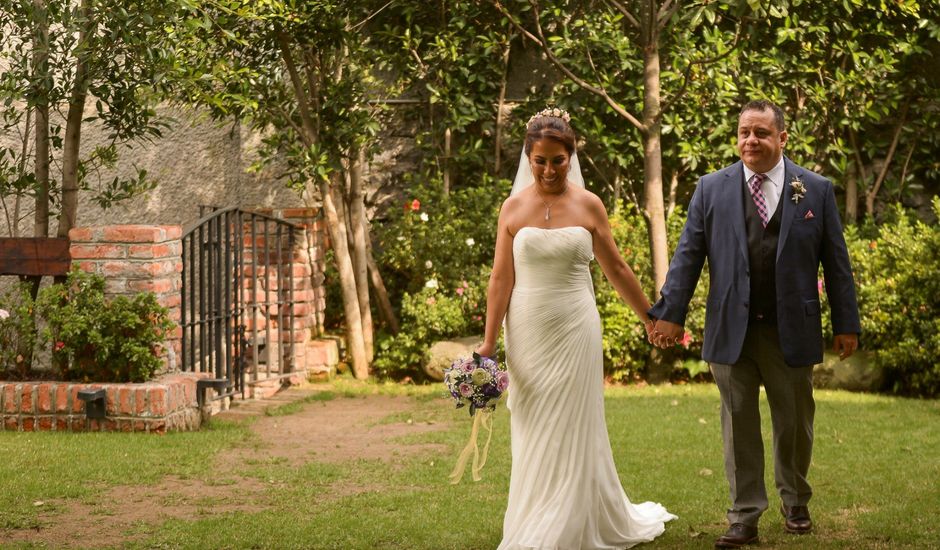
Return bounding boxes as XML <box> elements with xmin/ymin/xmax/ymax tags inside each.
<box><xmin>679</xmin><ymin>332</ymin><xmax>692</xmax><ymax>348</ymax></box>
<box><xmin>411</xmin><ymin>199</ymin><xmax>421</xmax><ymax>211</ymax></box>
<box><xmin>456</xmin><ymin>287</ymin><xmax>465</xmax><ymax>296</ymax></box>
<box><xmin>817</xmin><ymin>279</ymin><xmax>824</xmax><ymax>294</ymax></box>
<box><xmin>472</xmin><ymin>315</ymin><xmax>482</xmax><ymax>321</ymax></box>
<box><xmin>426</xmin><ymin>297</ymin><xmax>436</xmax><ymax>305</ymax></box>
<box><xmin>54</xmin><ymin>341</ymin><xmax>66</xmax><ymax>352</ymax></box>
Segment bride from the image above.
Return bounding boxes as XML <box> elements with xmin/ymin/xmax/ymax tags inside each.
<box><xmin>476</xmin><ymin>108</ymin><xmax>676</xmax><ymax>549</ymax></box>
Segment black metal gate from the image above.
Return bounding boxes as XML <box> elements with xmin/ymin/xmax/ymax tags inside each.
<box><xmin>180</xmin><ymin>206</ymin><xmax>301</xmax><ymax>402</ymax></box>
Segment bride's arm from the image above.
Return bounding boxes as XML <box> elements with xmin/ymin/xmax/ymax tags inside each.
<box><xmin>477</xmin><ymin>200</ymin><xmax>516</xmax><ymax>358</ymax></box>
<box><xmin>588</xmin><ymin>194</ymin><xmax>654</xmax><ymax>330</ymax></box>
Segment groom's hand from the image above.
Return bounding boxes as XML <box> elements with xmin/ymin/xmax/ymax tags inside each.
<box><xmin>650</xmin><ymin>319</ymin><xmax>684</xmax><ymax>349</ymax></box>
<box><xmin>833</xmin><ymin>333</ymin><xmax>859</xmax><ymax>360</ymax></box>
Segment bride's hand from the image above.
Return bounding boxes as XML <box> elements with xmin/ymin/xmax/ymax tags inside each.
<box><xmin>476</xmin><ymin>342</ymin><xmax>496</xmax><ymax>359</ymax></box>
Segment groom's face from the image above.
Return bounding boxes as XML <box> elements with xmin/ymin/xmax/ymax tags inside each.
<box><xmin>737</xmin><ymin>108</ymin><xmax>787</xmax><ymax>173</ymax></box>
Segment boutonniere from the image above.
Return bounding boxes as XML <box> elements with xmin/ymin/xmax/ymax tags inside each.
<box><xmin>790</xmin><ymin>177</ymin><xmax>807</xmax><ymax>204</ymax></box>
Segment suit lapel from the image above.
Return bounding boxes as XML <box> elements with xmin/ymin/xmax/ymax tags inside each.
<box><xmin>725</xmin><ymin>161</ymin><xmax>749</xmax><ymax>264</ymax></box>
<box><xmin>776</xmin><ymin>157</ymin><xmax>799</xmax><ymax>263</ymax></box>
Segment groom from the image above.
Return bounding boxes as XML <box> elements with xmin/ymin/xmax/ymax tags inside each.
<box><xmin>648</xmin><ymin>100</ymin><xmax>860</xmax><ymax>548</ymax></box>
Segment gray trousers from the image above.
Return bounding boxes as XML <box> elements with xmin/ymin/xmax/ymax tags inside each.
<box><xmin>710</xmin><ymin>322</ymin><xmax>815</xmax><ymax>527</ymax></box>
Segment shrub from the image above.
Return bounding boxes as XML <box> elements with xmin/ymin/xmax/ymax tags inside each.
<box><xmin>35</xmin><ymin>269</ymin><xmax>174</xmax><ymax>383</ymax></box>
<box><xmin>367</xmin><ymin>176</ymin><xmax>506</xmax><ymax>378</ymax></box>
<box><xmin>0</xmin><ymin>282</ymin><xmax>37</xmax><ymax>379</ymax></box>
<box><xmin>373</xmin><ymin>266</ymin><xmax>490</xmax><ymax>379</ymax></box>
<box><xmin>374</xmin><ymin>175</ymin><xmax>507</xmax><ymax>304</ymax></box>
<box><xmin>595</xmin><ymin>202</ymin><xmax>709</xmax><ymax>381</ymax></box>
<box><xmin>369</xmin><ymin>184</ymin><xmax>939</xmax><ymax>393</ymax></box>
<box><xmin>819</xmin><ymin>199</ymin><xmax>940</xmax><ymax>397</ymax></box>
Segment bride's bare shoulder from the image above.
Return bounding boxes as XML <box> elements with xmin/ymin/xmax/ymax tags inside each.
<box><xmin>500</xmin><ymin>188</ymin><xmax>530</xmax><ymax>213</ymax></box>
<box><xmin>571</xmin><ymin>186</ymin><xmax>605</xmax><ymax>210</ymax></box>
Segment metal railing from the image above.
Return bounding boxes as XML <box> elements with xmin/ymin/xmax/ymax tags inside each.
<box><xmin>180</xmin><ymin>207</ymin><xmax>300</xmax><ymax>399</ymax></box>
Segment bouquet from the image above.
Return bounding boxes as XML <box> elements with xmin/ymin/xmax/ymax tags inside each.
<box><xmin>444</xmin><ymin>352</ymin><xmax>509</xmax><ymax>484</ymax></box>
<box><xmin>444</xmin><ymin>352</ymin><xmax>509</xmax><ymax>416</ymax></box>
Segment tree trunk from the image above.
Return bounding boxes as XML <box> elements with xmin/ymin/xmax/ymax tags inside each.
<box><xmin>55</xmin><ymin>0</ymin><xmax>92</xmax><ymax>243</ymax></box>
<box><xmin>443</xmin><ymin>127</ymin><xmax>451</xmax><ymax>195</ymax></box>
<box><xmin>844</xmin><ymin>164</ymin><xmax>858</xmax><ymax>224</ymax></box>
<box><xmin>33</xmin><ymin>0</ymin><xmax>50</xmax><ymax>241</ymax></box>
<box><xmin>865</xmin><ymin>103</ymin><xmax>908</xmax><ymax>218</ymax></box>
<box><xmin>365</xmin><ymin>238</ymin><xmax>400</xmax><ymax>334</ymax></box>
<box><xmin>641</xmin><ymin>44</ymin><xmax>668</xmax><ymax>299</ymax></box>
<box><xmin>666</xmin><ymin>170</ymin><xmax>679</xmax><ymax>219</ymax></box>
<box><xmin>347</xmin><ymin>147</ymin><xmax>374</xmax><ymax>363</ymax></box>
<box><xmin>640</xmin><ymin>20</ymin><xmax>671</xmax><ymax>385</ymax></box>
<box><xmin>319</xmin><ymin>175</ymin><xmax>369</xmax><ymax>379</ymax></box>
<box><xmin>494</xmin><ymin>34</ymin><xmax>512</xmax><ymax>177</ymax></box>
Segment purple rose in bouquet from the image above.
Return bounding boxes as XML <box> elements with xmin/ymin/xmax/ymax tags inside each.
<box><xmin>444</xmin><ymin>352</ymin><xmax>508</xmax><ymax>416</ymax></box>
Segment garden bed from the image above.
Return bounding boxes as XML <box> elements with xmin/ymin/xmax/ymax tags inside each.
<box><xmin>0</xmin><ymin>372</ymin><xmax>205</xmax><ymax>433</ymax></box>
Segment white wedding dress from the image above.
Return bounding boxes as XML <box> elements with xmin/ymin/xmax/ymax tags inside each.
<box><xmin>499</xmin><ymin>226</ymin><xmax>676</xmax><ymax>550</ymax></box>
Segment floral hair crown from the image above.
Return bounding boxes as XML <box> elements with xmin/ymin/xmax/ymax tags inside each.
<box><xmin>526</xmin><ymin>107</ymin><xmax>571</xmax><ymax>128</ymax></box>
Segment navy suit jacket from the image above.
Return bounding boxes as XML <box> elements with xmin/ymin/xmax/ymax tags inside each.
<box><xmin>649</xmin><ymin>158</ymin><xmax>861</xmax><ymax>367</ymax></box>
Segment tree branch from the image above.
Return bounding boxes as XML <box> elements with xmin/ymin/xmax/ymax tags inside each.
<box><xmin>302</xmin><ymin>47</ymin><xmax>322</xmax><ymax>138</ymax></box>
<box><xmin>266</xmin><ymin>101</ymin><xmax>307</xmax><ymax>141</ymax></box>
<box><xmin>657</xmin><ymin>20</ymin><xmax>745</xmax><ymax>123</ymax></box>
<box><xmin>867</xmin><ymin>101</ymin><xmax>909</xmax><ymax>204</ymax></box>
<box><xmin>276</xmin><ymin>29</ymin><xmax>316</xmax><ymax>147</ymax></box>
<box><xmin>602</xmin><ymin>0</ymin><xmax>640</xmax><ymax>29</ymax></box>
<box><xmin>491</xmin><ymin>0</ymin><xmax>645</xmax><ymax>131</ymax></box>
<box><xmin>657</xmin><ymin>0</ymin><xmax>680</xmax><ymax>29</ymax></box>
<box><xmin>896</xmin><ymin>135</ymin><xmax>917</xmax><ymax>201</ymax></box>
<box><xmin>347</xmin><ymin>0</ymin><xmax>394</xmax><ymax>32</ymax></box>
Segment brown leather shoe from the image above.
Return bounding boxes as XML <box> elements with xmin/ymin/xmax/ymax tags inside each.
<box><xmin>715</xmin><ymin>523</ymin><xmax>759</xmax><ymax>548</ymax></box>
<box><xmin>781</xmin><ymin>504</ymin><xmax>812</xmax><ymax>534</ymax></box>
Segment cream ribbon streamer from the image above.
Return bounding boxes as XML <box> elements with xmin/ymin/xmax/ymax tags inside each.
<box><xmin>448</xmin><ymin>409</ymin><xmax>494</xmax><ymax>484</ymax></box>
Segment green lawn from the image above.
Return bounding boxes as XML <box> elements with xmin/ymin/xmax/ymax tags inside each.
<box><xmin>1</xmin><ymin>381</ymin><xmax>937</xmax><ymax>549</ymax></box>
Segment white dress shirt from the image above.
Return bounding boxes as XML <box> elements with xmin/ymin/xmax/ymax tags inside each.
<box><xmin>743</xmin><ymin>156</ymin><xmax>785</xmax><ymax>216</ymax></box>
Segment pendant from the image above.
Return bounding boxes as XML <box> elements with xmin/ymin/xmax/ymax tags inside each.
<box><xmin>544</xmin><ymin>208</ymin><xmax>551</xmax><ymax>221</ymax></box>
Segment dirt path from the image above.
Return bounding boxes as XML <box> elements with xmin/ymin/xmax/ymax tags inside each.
<box><xmin>3</xmin><ymin>387</ymin><xmax>450</xmax><ymax>548</ymax></box>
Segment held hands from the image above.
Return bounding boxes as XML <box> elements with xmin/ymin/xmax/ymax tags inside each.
<box><xmin>833</xmin><ymin>333</ymin><xmax>859</xmax><ymax>360</ymax></box>
<box><xmin>648</xmin><ymin>318</ymin><xmax>684</xmax><ymax>349</ymax></box>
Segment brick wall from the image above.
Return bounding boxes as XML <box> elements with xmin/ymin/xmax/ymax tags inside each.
<box><xmin>0</xmin><ymin>373</ymin><xmax>203</xmax><ymax>433</ymax></box>
<box><xmin>0</xmin><ymin>217</ymin><xmax>336</xmax><ymax>433</ymax></box>
<box><xmin>247</xmin><ymin>208</ymin><xmax>331</xmax><ymax>380</ymax></box>
<box><xmin>251</xmin><ymin>207</ymin><xmax>327</xmax><ymax>335</ymax></box>
<box><xmin>69</xmin><ymin>225</ymin><xmax>183</xmax><ymax>372</ymax></box>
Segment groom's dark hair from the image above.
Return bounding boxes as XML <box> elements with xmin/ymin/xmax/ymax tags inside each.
<box><xmin>740</xmin><ymin>100</ymin><xmax>786</xmax><ymax>131</ymax></box>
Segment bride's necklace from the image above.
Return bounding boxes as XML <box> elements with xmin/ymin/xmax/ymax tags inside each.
<box><xmin>536</xmin><ymin>182</ymin><xmax>569</xmax><ymax>221</ymax></box>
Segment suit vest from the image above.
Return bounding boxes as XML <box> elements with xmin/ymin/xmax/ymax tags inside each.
<box><xmin>743</xmin><ymin>178</ymin><xmax>784</xmax><ymax>323</ymax></box>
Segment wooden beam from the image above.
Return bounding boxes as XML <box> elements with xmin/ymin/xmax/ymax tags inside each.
<box><xmin>0</xmin><ymin>237</ymin><xmax>71</xmax><ymax>276</ymax></box>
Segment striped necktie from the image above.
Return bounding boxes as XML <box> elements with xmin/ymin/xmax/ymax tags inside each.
<box><xmin>749</xmin><ymin>173</ymin><xmax>770</xmax><ymax>227</ymax></box>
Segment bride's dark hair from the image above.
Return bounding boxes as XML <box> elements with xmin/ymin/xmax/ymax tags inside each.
<box><xmin>524</xmin><ymin>116</ymin><xmax>576</xmax><ymax>156</ymax></box>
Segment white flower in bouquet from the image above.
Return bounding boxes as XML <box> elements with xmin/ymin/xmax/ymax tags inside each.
<box><xmin>471</xmin><ymin>368</ymin><xmax>492</xmax><ymax>386</ymax></box>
